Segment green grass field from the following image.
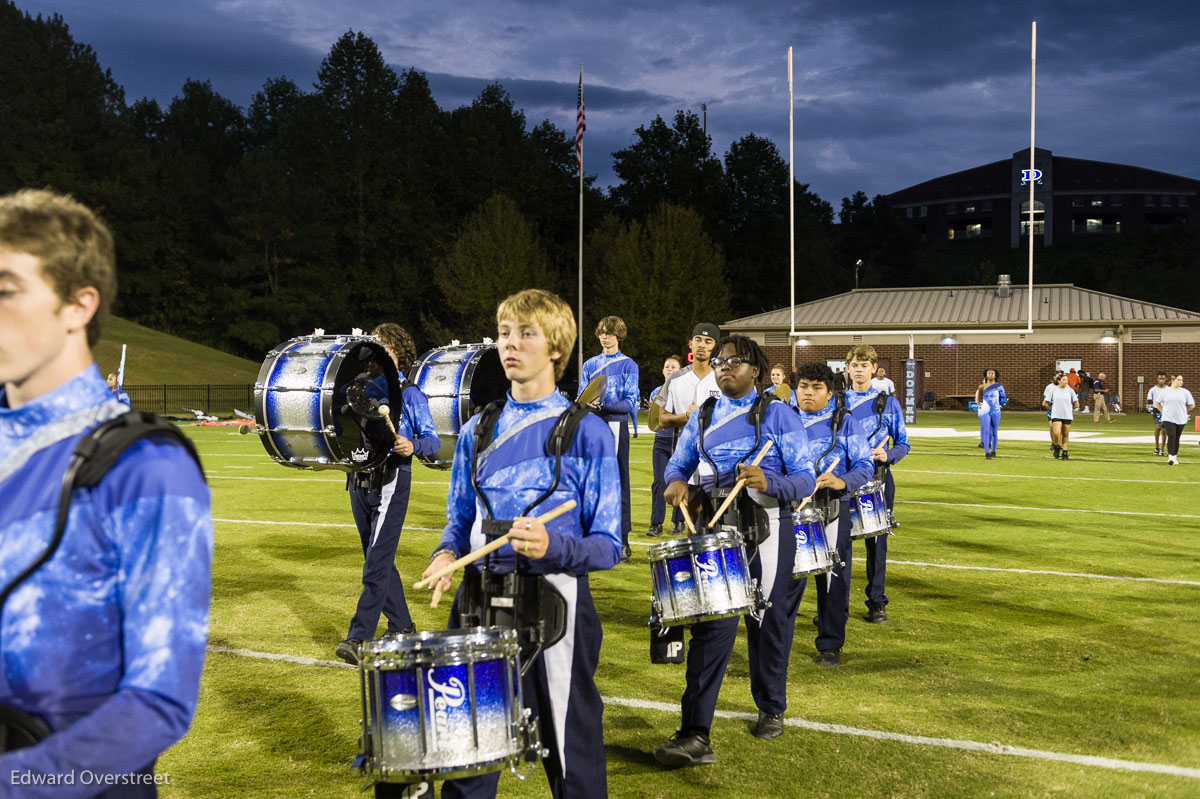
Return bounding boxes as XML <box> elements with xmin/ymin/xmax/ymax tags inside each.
<box><xmin>159</xmin><ymin>410</ymin><xmax>1200</xmax><ymax>798</ymax></box>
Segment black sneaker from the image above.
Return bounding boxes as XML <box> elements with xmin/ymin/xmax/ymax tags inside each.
<box><xmin>383</xmin><ymin>625</ymin><xmax>416</xmax><ymax>639</ymax></box>
<box><xmin>335</xmin><ymin>638</ymin><xmax>362</xmax><ymax>665</ymax></box>
<box><xmin>654</xmin><ymin>731</ymin><xmax>716</xmax><ymax>767</ymax></box>
<box><xmin>1061</xmin><ymin>451</ymin><xmax>1069</xmax><ymax>460</ymax></box>
<box><xmin>671</xmin><ymin>521</ymin><xmax>686</xmax><ymax>537</ymax></box>
<box><xmin>817</xmin><ymin>649</ymin><xmax>841</xmax><ymax>667</ymax></box>
<box><xmin>620</xmin><ymin>543</ymin><xmax>632</xmax><ymax>563</ymax></box>
<box><xmin>646</xmin><ymin>523</ymin><xmax>663</xmax><ymax>537</ymax></box>
<box><xmin>1052</xmin><ymin>447</ymin><xmax>1061</xmax><ymax>459</ymax></box>
<box><xmin>751</xmin><ymin>711</ymin><xmax>784</xmax><ymax>740</ymax></box>
<box><xmin>866</xmin><ymin>604</ymin><xmax>888</xmax><ymax>624</ymax></box>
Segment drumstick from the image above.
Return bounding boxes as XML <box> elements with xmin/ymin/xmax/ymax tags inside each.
<box><xmin>376</xmin><ymin>404</ymin><xmax>401</xmax><ymax>443</ymax></box>
<box><xmin>794</xmin><ymin>457</ymin><xmax>841</xmax><ymax>512</ymax></box>
<box><xmin>710</xmin><ymin>440</ymin><xmax>775</xmax><ymax>522</ymax></box>
<box><xmin>678</xmin><ymin>500</ymin><xmax>697</xmax><ymax>536</ymax></box>
<box><xmin>415</xmin><ymin>500</ymin><xmax>578</xmax><ymax>591</ymax></box>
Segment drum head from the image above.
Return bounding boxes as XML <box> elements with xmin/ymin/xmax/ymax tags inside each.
<box><xmin>465</xmin><ymin>347</ymin><xmax>509</xmax><ymax>415</ymax></box>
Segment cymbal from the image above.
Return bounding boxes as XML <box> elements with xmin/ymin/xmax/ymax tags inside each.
<box><xmin>772</xmin><ymin>384</ymin><xmax>792</xmax><ymax>404</ymax></box>
<box><xmin>648</xmin><ymin>402</ymin><xmax>661</xmax><ymax>432</ymax></box>
<box><xmin>577</xmin><ymin>374</ymin><xmax>607</xmax><ymax>407</ymax></box>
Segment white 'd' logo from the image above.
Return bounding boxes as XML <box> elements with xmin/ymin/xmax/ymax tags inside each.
<box><xmin>795</xmin><ymin>530</ymin><xmax>808</xmax><ymax>546</ymax></box>
<box><xmin>696</xmin><ymin>558</ymin><xmax>720</xmax><ymax>579</ymax></box>
<box><xmin>860</xmin><ymin>498</ymin><xmax>875</xmax><ymax>513</ymax></box>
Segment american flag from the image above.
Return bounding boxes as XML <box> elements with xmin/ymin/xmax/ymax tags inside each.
<box><xmin>575</xmin><ymin>69</ymin><xmax>586</xmax><ymax>176</ymax></box>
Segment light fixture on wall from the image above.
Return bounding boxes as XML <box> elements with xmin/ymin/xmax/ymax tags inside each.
<box><xmin>941</xmin><ymin>334</ymin><xmax>957</xmax><ymax>345</ymax></box>
<box><xmin>1100</xmin><ymin>329</ymin><xmax>1117</xmax><ymax>343</ymax></box>
<box><xmin>795</xmin><ymin>337</ymin><xmax>811</xmax><ymax>346</ymax></box>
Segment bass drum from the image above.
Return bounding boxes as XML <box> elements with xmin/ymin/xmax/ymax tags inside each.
<box><xmin>254</xmin><ymin>334</ymin><xmax>399</xmax><ymax>471</ymax></box>
<box><xmin>408</xmin><ymin>343</ymin><xmax>510</xmax><ymax>469</ymax></box>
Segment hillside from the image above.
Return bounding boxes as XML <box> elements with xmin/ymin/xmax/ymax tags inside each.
<box><xmin>95</xmin><ymin>317</ymin><xmax>261</xmax><ymax>385</ymax></box>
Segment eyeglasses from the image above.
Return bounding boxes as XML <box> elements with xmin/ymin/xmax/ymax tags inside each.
<box><xmin>710</xmin><ymin>356</ymin><xmax>749</xmax><ymax>369</ymax></box>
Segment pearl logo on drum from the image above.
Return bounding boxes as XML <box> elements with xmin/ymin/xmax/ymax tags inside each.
<box><xmin>696</xmin><ymin>558</ymin><xmax>719</xmax><ymax>578</ymax></box>
<box><xmin>427</xmin><ymin>674</ymin><xmax>467</xmax><ymax>748</ymax></box>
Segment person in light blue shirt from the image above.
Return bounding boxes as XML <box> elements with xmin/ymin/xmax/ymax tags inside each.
<box><xmin>1043</xmin><ymin>373</ymin><xmax>1079</xmax><ymax>460</ymax></box>
<box><xmin>763</xmin><ymin>363</ymin><xmax>798</xmax><ymax>409</ymax></box>
<box><xmin>653</xmin><ymin>336</ymin><xmax>817</xmax><ymax>765</ymax></box>
<box><xmin>0</xmin><ymin>189</ymin><xmax>212</xmax><ymax>798</ymax></box>
<box><xmin>1154</xmin><ymin>373</ymin><xmax>1195</xmax><ymax>466</ymax></box>
<box><xmin>845</xmin><ymin>346</ymin><xmax>911</xmax><ymax>624</ymax></box>
<box><xmin>578</xmin><ymin>315</ymin><xmax>640</xmax><ymax>562</ymax></box>
<box><xmin>423</xmin><ymin>289</ymin><xmax>620</xmax><ymax>799</ymax></box>
<box><xmin>335</xmin><ymin>323</ymin><xmax>441</xmax><ymax>665</ymax></box>
<box><xmin>789</xmin><ymin>362</ymin><xmax>875</xmax><ymax>668</ymax></box>
<box><xmin>974</xmin><ymin>368</ymin><xmax>1007</xmax><ymax>460</ymax></box>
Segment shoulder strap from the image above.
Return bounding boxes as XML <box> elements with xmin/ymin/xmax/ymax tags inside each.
<box><xmin>545</xmin><ymin>402</ymin><xmax>593</xmax><ymax>457</ymax></box>
<box><xmin>0</xmin><ymin>410</ymin><xmax>204</xmax><ymax>625</ymax></box>
<box><xmin>697</xmin><ymin>395</ymin><xmax>719</xmax><ymax>430</ymax></box>
<box><xmin>748</xmin><ymin>392</ymin><xmax>776</xmax><ymax>426</ymax></box>
<box><xmin>473</xmin><ymin>399</ymin><xmax>507</xmax><ymax>453</ymax></box>
<box><xmin>873</xmin><ymin>391</ymin><xmax>888</xmax><ymax>416</ymax></box>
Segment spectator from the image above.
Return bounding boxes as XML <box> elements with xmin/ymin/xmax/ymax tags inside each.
<box><xmin>1154</xmin><ymin>374</ymin><xmax>1195</xmax><ymax>466</ymax></box>
<box><xmin>1078</xmin><ymin>370</ymin><xmax>1094</xmax><ymax>413</ymax></box>
<box><xmin>1092</xmin><ymin>372</ymin><xmax>1114</xmax><ymax>423</ymax></box>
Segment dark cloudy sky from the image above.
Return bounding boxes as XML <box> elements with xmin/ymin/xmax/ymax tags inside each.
<box><xmin>16</xmin><ymin>0</ymin><xmax>1200</xmax><ymax>206</ymax></box>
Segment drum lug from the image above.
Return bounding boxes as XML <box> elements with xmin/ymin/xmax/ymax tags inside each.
<box><xmin>509</xmin><ymin>710</ymin><xmax>544</xmax><ymax>781</ymax></box>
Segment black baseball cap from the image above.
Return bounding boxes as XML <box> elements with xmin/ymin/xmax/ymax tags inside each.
<box><xmin>692</xmin><ymin>322</ymin><xmax>721</xmax><ymax>340</ymax></box>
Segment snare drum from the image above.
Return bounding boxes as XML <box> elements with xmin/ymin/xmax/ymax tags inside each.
<box><xmin>848</xmin><ymin>479</ymin><xmax>892</xmax><ymax>539</ymax></box>
<box><xmin>358</xmin><ymin>628</ymin><xmax>541</xmax><ymax>784</ymax></box>
<box><xmin>255</xmin><ymin>335</ymin><xmax>397</xmax><ymax>471</ymax></box>
<box><xmin>648</xmin><ymin>530</ymin><xmax>764</xmax><ymax>626</ymax></box>
<box><xmin>408</xmin><ymin>343</ymin><xmax>510</xmax><ymax>469</ymax></box>
<box><xmin>792</xmin><ymin>505</ymin><xmax>837</xmax><ymax>577</ymax></box>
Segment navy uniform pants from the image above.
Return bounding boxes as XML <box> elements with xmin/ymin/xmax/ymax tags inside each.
<box><xmin>862</xmin><ymin>468</ymin><xmax>895</xmax><ymax>608</ymax></box>
<box><xmin>604</xmin><ymin>415</ymin><xmax>632</xmax><ymax>536</ymax></box>
<box><xmin>678</xmin><ymin>516</ymin><xmax>797</xmax><ymax>733</ymax></box>
<box><xmin>442</xmin><ymin>574</ymin><xmax>608</xmax><ymax>799</ymax></box>
<box><xmin>650</xmin><ymin>434</ymin><xmax>682</xmax><ymax>527</ymax></box>
<box><xmin>789</xmin><ymin>505</ymin><xmax>852</xmax><ymax>653</ymax></box>
<box><xmin>348</xmin><ymin>469</ymin><xmax>413</xmax><ymax>640</ymax></box>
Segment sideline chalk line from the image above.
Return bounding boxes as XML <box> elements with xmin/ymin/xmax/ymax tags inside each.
<box><xmin>205</xmin><ymin>645</ymin><xmax>1200</xmax><ymax>781</ymax></box>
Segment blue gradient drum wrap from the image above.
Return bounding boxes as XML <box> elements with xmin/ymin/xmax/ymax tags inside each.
<box><xmin>792</xmin><ymin>505</ymin><xmax>836</xmax><ymax>577</ymax></box>
<box><xmin>648</xmin><ymin>530</ymin><xmax>757</xmax><ymax>625</ymax></box>
<box><xmin>408</xmin><ymin>343</ymin><xmax>510</xmax><ymax>469</ymax></box>
<box><xmin>254</xmin><ymin>334</ymin><xmax>396</xmax><ymax>471</ymax></box>
<box><xmin>358</xmin><ymin>628</ymin><xmax>539</xmax><ymax>783</ymax></box>
<box><xmin>848</xmin><ymin>478</ymin><xmax>893</xmax><ymax>539</ymax></box>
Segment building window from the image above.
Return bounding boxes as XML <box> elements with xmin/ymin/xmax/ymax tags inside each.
<box><xmin>1111</xmin><ymin>195</ymin><xmax>1122</xmax><ymax>207</ymax></box>
<box><xmin>1072</xmin><ymin>197</ymin><xmax>1084</xmax><ymax>207</ymax></box>
<box><xmin>947</xmin><ymin>202</ymin><xmax>957</xmax><ymax>214</ymax></box>
<box><xmin>1181</xmin><ymin>195</ymin><xmax>1189</xmax><ymax>208</ymax></box>
<box><xmin>966</xmin><ymin>223</ymin><xmax>983</xmax><ymax>237</ymax></box>
<box><xmin>1146</xmin><ymin>195</ymin><xmax>1155</xmax><ymax>206</ymax></box>
<box><xmin>964</xmin><ymin>201</ymin><xmax>976</xmax><ymax>213</ymax></box>
<box><xmin>1162</xmin><ymin>195</ymin><xmax>1173</xmax><ymax>207</ymax></box>
<box><xmin>1020</xmin><ymin>199</ymin><xmax>1044</xmax><ymax>236</ymax></box>
<box><xmin>919</xmin><ymin>205</ymin><xmax>927</xmax><ymax>217</ymax></box>
<box><xmin>906</xmin><ymin>207</ymin><xmax>913</xmax><ymax>218</ymax></box>
<box><xmin>1086</xmin><ymin>218</ymin><xmax>1102</xmax><ymax>233</ymax></box>
<box><xmin>1090</xmin><ymin>197</ymin><xmax>1103</xmax><ymax>207</ymax></box>
<box><xmin>981</xmin><ymin>199</ymin><xmax>992</xmax><ymax>211</ymax></box>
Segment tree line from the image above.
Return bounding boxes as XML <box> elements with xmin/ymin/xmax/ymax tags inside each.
<box><xmin>3</xmin><ymin>2</ymin><xmax>1197</xmax><ymax>388</ymax></box>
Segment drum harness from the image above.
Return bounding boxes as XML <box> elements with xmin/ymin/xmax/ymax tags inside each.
<box><xmin>458</xmin><ymin>399</ymin><xmax>594</xmax><ymax>674</ymax></box>
<box><xmin>694</xmin><ymin>394</ymin><xmax>775</xmax><ymax>553</ymax></box>
<box><xmin>810</xmin><ymin>391</ymin><xmax>849</xmax><ymax>524</ymax></box>
<box><xmin>0</xmin><ymin>410</ymin><xmax>204</xmax><ymax>753</ymax></box>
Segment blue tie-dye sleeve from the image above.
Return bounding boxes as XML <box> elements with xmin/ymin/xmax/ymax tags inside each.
<box><xmin>839</xmin><ymin>415</ymin><xmax>876</xmax><ymax>495</ymax></box>
<box><xmin>998</xmin><ymin>384</ymin><xmax>1008</xmax><ymax>407</ymax></box>
<box><xmin>542</xmin><ymin>416</ymin><xmax>621</xmax><ymax>573</ymax></box>
<box><xmin>883</xmin><ymin>396</ymin><xmax>910</xmax><ymax>464</ymax></box>
<box><xmin>603</xmin><ymin>359</ymin><xmax>638</xmax><ymax>416</ymax></box>
<box><xmin>436</xmin><ymin>418</ymin><xmax>480</xmax><ymax>558</ymax></box>
<box><xmin>577</xmin><ymin>356</ymin><xmax>598</xmax><ymax>399</ymax></box>
<box><xmin>0</xmin><ymin>441</ymin><xmax>212</xmax><ymax>795</ymax></box>
<box><xmin>762</xmin><ymin>404</ymin><xmax>817</xmax><ymax>502</ymax></box>
<box><xmin>402</xmin><ymin>386</ymin><xmax>441</xmax><ymax>458</ymax></box>
<box><xmin>664</xmin><ymin>412</ymin><xmax>702</xmax><ymax>484</ymax></box>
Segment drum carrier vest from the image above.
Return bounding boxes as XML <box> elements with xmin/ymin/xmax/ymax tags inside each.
<box><xmin>692</xmin><ymin>393</ymin><xmax>776</xmax><ymax>548</ymax></box>
<box><xmin>0</xmin><ymin>410</ymin><xmax>205</xmax><ymax>754</ymax></box>
<box><xmin>458</xmin><ymin>399</ymin><xmax>593</xmax><ymax>674</ymax></box>
<box><xmin>810</xmin><ymin>391</ymin><xmax>849</xmax><ymax>522</ymax></box>
<box><xmin>871</xmin><ymin>390</ymin><xmax>891</xmax><ymax>482</ymax></box>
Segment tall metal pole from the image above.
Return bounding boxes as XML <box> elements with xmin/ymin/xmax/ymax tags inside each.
<box><xmin>577</xmin><ymin>64</ymin><xmax>585</xmax><ymax>385</ymax></box>
<box><xmin>1027</xmin><ymin>22</ymin><xmax>1036</xmax><ymax>333</ymax></box>
<box><xmin>788</xmin><ymin>47</ymin><xmax>796</xmax><ymax>373</ymax></box>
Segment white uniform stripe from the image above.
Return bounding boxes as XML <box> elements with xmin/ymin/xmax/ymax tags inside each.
<box><xmin>542</xmin><ymin>573</ymin><xmax>578</xmax><ymax>778</ymax></box>
<box><xmin>207</xmin><ymin>646</ymin><xmax>1200</xmax><ymax>782</ymax></box>
<box><xmin>370</xmin><ymin>470</ymin><xmax>401</xmax><ymax>547</ymax></box>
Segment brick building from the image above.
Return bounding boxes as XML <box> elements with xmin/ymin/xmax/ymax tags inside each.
<box><xmin>887</xmin><ymin>148</ymin><xmax>1199</xmax><ymax>248</ymax></box>
<box><xmin>725</xmin><ymin>280</ymin><xmax>1200</xmax><ymax>413</ymax></box>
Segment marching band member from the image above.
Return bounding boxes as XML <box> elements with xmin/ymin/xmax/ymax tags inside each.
<box><xmin>789</xmin><ymin>362</ymin><xmax>874</xmax><ymax>667</ymax></box>
<box><xmin>0</xmin><ymin>189</ymin><xmax>212</xmax><ymax>796</ymax></box>
<box><xmin>845</xmin><ymin>346</ymin><xmax>910</xmax><ymax>624</ymax></box>
<box><xmin>422</xmin><ymin>289</ymin><xmax>621</xmax><ymax>799</ymax></box>
<box><xmin>335</xmin><ymin>324</ymin><xmax>440</xmax><ymax>665</ymax></box>
<box><xmin>654</xmin><ymin>323</ymin><xmax>723</xmax><ymax>535</ymax></box>
<box><xmin>578</xmin><ymin>315</ymin><xmax>640</xmax><ymax>562</ymax></box>
<box><xmin>653</xmin><ymin>336</ymin><xmax>817</xmax><ymax>766</ymax></box>
<box><xmin>763</xmin><ymin>363</ymin><xmax>798</xmax><ymax>409</ymax></box>
<box><xmin>647</xmin><ymin>354</ymin><xmax>683</xmax><ymax>537</ymax></box>
<box><xmin>974</xmin><ymin>368</ymin><xmax>1007</xmax><ymax>460</ymax></box>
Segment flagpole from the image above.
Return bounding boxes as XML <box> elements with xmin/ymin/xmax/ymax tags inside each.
<box><xmin>577</xmin><ymin>64</ymin><xmax>585</xmax><ymax>386</ymax></box>
<box><xmin>787</xmin><ymin>47</ymin><xmax>796</xmax><ymax>374</ymax></box>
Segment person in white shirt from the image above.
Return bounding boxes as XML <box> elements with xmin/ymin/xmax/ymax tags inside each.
<box><xmin>1154</xmin><ymin>374</ymin><xmax>1195</xmax><ymax>466</ymax></box>
<box><xmin>1146</xmin><ymin>371</ymin><xmax>1169</xmax><ymax>456</ymax></box>
<box><xmin>1042</xmin><ymin>373</ymin><xmax>1079</xmax><ymax>460</ymax></box>
<box><xmin>652</xmin><ymin>322</ymin><xmax>722</xmax><ymax>533</ymax></box>
<box><xmin>1042</xmin><ymin>370</ymin><xmax>1063</xmax><ymax>456</ymax></box>
<box><xmin>870</xmin><ymin>367</ymin><xmax>895</xmax><ymax>395</ymax></box>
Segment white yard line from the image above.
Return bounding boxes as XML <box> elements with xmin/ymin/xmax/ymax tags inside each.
<box><xmin>903</xmin><ymin>469</ymin><xmax>1193</xmax><ymax>485</ymax></box>
<box><xmin>900</xmin><ymin>499</ymin><xmax>1200</xmax><ymax>520</ymax></box>
<box><xmin>205</xmin><ymin>645</ymin><xmax>1200</xmax><ymax>781</ymax></box>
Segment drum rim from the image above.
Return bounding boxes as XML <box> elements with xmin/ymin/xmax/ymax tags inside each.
<box><xmin>647</xmin><ymin>529</ymin><xmax>745</xmax><ymax>559</ymax></box>
<box><xmin>360</xmin><ymin>626</ymin><xmax>518</xmax><ymax>663</ymax></box>
<box><xmin>792</xmin><ymin>505</ymin><xmax>825</xmax><ymax>522</ymax></box>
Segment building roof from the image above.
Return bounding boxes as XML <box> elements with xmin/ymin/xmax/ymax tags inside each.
<box><xmin>726</xmin><ymin>284</ymin><xmax>1200</xmax><ymax>330</ymax></box>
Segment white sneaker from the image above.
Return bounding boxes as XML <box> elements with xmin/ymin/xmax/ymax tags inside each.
<box><xmin>1167</xmin><ymin>455</ymin><xmax>1178</xmax><ymax>465</ymax></box>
